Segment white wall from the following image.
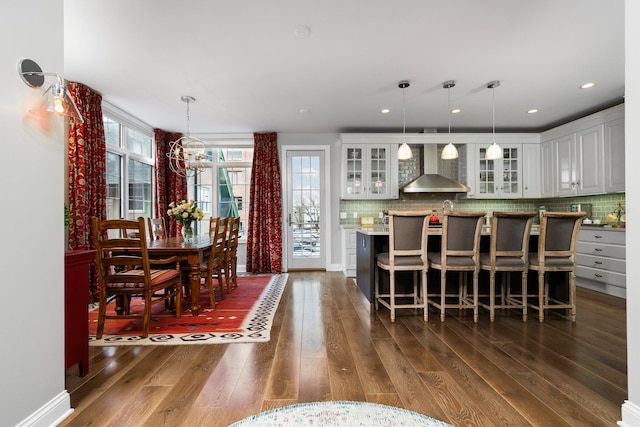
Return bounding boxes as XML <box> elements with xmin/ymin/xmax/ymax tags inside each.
<box><xmin>0</xmin><ymin>0</ymin><xmax>71</xmax><ymax>425</ymax></box>
<box><xmin>621</xmin><ymin>1</ymin><xmax>640</xmax><ymax>425</ymax></box>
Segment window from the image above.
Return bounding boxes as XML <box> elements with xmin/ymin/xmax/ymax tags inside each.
<box><xmin>188</xmin><ymin>146</ymin><xmax>253</xmax><ymax>237</ymax></box>
<box><xmin>103</xmin><ymin>106</ymin><xmax>154</xmax><ymax>221</ymax></box>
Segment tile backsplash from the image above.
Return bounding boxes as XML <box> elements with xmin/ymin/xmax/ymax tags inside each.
<box><xmin>339</xmin><ymin>193</ymin><xmax>625</xmax><ymax>226</ymax></box>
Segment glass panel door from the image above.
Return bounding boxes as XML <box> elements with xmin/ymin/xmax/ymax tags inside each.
<box><xmin>286</xmin><ymin>150</ymin><xmax>326</xmax><ymax>270</ymax></box>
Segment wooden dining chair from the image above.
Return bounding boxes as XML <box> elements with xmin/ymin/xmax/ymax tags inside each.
<box><xmin>374</xmin><ymin>210</ymin><xmax>430</xmax><ymax>322</ymax></box>
<box><xmin>223</xmin><ymin>217</ymin><xmax>241</xmax><ymax>291</ymax></box>
<box><xmin>147</xmin><ymin>217</ymin><xmax>167</xmax><ymax>241</ymax></box>
<box><xmin>478</xmin><ymin>211</ymin><xmax>537</xmax><ymax>322</ymax></box>
<box><xmin>209</xmin><ymin>216</ymin><xmax>221</xmax><ymax>237</ymax></box>
<box><xmin>198</xmin><ymin>216</ymin><xmax>228</xmax><ymax>307</ymax></box>
<box><xmin>427</xmin><ymin>211</ymin><xmax>486</xmax><ymax>322</ymax></box>
<box><xmin>526</xmin><ymin>211</ymin><xmax>585</xmax><ymax>322</ymax></box>
<box><xmin>91</xmin><ymin>217</ymin><xmax>182</xmax><ymax>338</ymax></box>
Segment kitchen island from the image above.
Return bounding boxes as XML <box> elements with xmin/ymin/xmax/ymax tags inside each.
<box><xmin>355</xmin><ymin>225</ymin><xmax>541</xmax><ymax>303</ymax></box>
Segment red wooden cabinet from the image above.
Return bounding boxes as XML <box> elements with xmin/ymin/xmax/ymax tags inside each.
<box><xmin>64</xmin><ymin>250</ymin><xmax>95</xmax><ymax>376</ymax></box>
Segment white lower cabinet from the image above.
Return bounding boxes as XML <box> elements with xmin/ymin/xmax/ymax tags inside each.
<box><xmin>342</xmin><ymin>228</ymin><xmax>357</xmax><ymax>277</ymax></box>
<box><xmin>576</xmin><ymin>228</ymin><xmax>626</xmax><ymax>298</ymax></box>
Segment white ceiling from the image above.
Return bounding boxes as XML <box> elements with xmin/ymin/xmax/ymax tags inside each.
<box><xmin>63</xmin><ymin>0</ymin><xmax>625</xmax><ymax>135</ymax></box>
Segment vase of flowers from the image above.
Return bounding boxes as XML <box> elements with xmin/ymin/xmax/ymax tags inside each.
<box><xmin>167</xmin><ymin>200</ymin><xmax>204</xmax><ymax>243</ymax></box>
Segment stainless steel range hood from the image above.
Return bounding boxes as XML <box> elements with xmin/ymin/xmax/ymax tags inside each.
<box><xmin>401</xmin><ymin>145</ymin><xmax>469</xmax><ymax>193</ymax></box>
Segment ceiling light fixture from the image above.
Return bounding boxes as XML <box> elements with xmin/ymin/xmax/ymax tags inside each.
<box><xmin>381</xmin><ymin>108</ymin><xmax>390</xmax><ymax>114</ymax></box>
<box><xmin>17</xmin><ymin>58</ymin><xmax>84</xmax><ymax>123</ymax></box>
<box><xmin>167</xmin><ymin>96</ymin><xmax>209</xmax><ymax>177</ymax></box>
<box><xmin>441</xmin><ymin>80</ymin><xmax>459</xmax><ymax>160</ymax></box>
<box><xmin>527</xmin><ymin>109</ymin><xmax>538</xmax><ymax>114</ymax></box>
<box><xmin>485</xmin><ymin>80</ymin><xmax>503</xmax><ymax>160</ymax></box>
<box><xmin>397</xmin><ymin>80</ymin><xmax>413</xmax><ymax>160</ymax></box>
<box><xmin>580</xmin><ymin>82</ymin><xmax>596</xmax><ymax>89</ymax></box>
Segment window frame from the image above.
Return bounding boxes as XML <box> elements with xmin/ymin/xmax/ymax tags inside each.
<box><xmin>103</xmin><ymin>101</ymin><xmax>155</xmax><ymax>221</ymax></box>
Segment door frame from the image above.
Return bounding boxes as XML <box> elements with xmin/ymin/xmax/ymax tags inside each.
<box><xmin>281</xmin><ymin>145</ymin><xmax>331</xmax><ymax>271</ymax></box>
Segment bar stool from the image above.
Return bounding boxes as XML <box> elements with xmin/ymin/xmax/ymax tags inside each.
<box><xmin>427</xmin><ymin>211</ymin><xmax>485</xmax><ymax>322</ymax></box>
<box><xmin>478</xmin><ymin>211</ymin><xmax>537</xmax><ymax>322</ymax></box>
<box><xmin>526</xmin><ymin>211</ymin><xmax>585</xmax><ymax>322</ymax></box>
<box><xmin>374</xmin><ymin>210</ymin><xmax>430</xmax><ymax>322</ymax></box>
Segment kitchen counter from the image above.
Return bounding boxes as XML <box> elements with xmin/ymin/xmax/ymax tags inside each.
<box><xmin>580</xmin><ymin>224</ymin><xmax>626</xmax><ymax>232</ymax></box>
<box><xmin>356</xmin><ymin>225</ymin><xmax>541</xmax><ymax>236</ymax></box>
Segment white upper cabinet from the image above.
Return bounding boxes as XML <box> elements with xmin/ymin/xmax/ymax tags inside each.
<box><xmin>553</xmin><ymin>126</ymin><xmax>604</xmax><ymax>196</ymax></box>
<box><xmin>540</xmin><ymin>140</ymin><xmax>554</xmax><ymax>198</ymax></box>
<box><xmin>604</xmin><ymin>117</ymin><xmax>625</xmax><ymax>192</ymax></box>
<box><xmin>467</xmin><ymin>144</ymin><xmax>523</xmax><ymax>199</ymax></box>
<box><xmin>341</xmin><ymin>143</ymin><xmax>398</xmax><ymax>199</ymax></box>
<box><xmin>522</xmin><ymin>143</ymin><xmax>541</xmax><ymax>198</ymax></box>
<box><xmin>544</xmin><ymin>104</ymin><xmax>623</xmax><ymax>197</ymax></box>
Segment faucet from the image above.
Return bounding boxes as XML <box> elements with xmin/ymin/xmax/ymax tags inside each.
<box><xmin>442</xmin><ymin>199</ymin><xmax>454</xmax><ymax>211</ymax></box>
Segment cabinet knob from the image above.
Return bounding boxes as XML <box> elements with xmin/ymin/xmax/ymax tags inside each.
<box><xmin>594</xmin><ymin>235</ymin><xmax>603</xmax><ymax>239</ymax></box>
<box><xmin>594</xmin><ymin>261</ymin><xmax>603</xmax><ymax>265</ymax></box>
<box><xmin>594</xmin><ymin>248</ymin><xmax>603</xmax><ymax>252</ymax></box>
<box><xmin>594</xmin><ymin>273</ymin><xmax>603</xmax><ymax>279</ymax></box>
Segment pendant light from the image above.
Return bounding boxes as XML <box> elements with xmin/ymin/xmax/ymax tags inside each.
<box><xmin>485</xmin><ymin>80</ymin><xmax>503</xmax><ymax>160</ymax></box>
<box><xmin>167</xmin><ymin>96</ymin><xmax>209</xmax><ymax>177</ymax></box>
<box><xmin>441</xmin><ymin>80</ymin><xmax>459</xmax><ymax>160</ymax></box>
<box><xmin>397</xmin><ymin>80</ymin><xmax>413</xmax><ymax>160</ymax></box>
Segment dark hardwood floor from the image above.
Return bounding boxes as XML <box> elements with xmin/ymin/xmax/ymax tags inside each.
<box><xmin>61</xmin><ymin>271</ymin><xmax>626</xmax><ymax>426</ymax></box>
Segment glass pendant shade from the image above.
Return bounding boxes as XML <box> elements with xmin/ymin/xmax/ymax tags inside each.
<box><xmin>398</xmin><ymin>142</ymin><xmax>413</xmax><ymax>160</ymax></box>
<box><xmin>42</xmin><ymin>83</ymin><xmax>83</xmax><ymax>122</ymax></box>
<box><xmin>441</xmin><ymin>142</ymin><xmax>459</xmax><ymax>160</ymax></box>
<box><xmin>486</xmin><ymin>142</ymin><xmax>503</xmax><ymax>160</ymax></box>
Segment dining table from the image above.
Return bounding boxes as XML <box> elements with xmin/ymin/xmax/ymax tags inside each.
<box><xmin>147</xmin><ymin>235</ymin><xmax>214</xmax><ymax>316</ymax></box>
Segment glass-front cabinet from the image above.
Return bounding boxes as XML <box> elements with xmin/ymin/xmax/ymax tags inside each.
<box><xmin>470</xmin><ymin>144</ymin><xmax>522</xmax><ymax>199</ymax></box>
<box><xmin>341</xmin><ymin>143</ymin><xmax>398</xmax><ymax>199</ymax></box>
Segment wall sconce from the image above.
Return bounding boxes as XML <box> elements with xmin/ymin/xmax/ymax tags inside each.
<box><xmin>17</xmin><ymin>58</ymin><xmax>84</xmax><ymax>123</ymax></box>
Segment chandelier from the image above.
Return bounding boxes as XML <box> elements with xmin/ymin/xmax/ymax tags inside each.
<box><xmin>167</xmin><ymin>96</ymin><xmax>209</xmax><ymax>177</ymax></box>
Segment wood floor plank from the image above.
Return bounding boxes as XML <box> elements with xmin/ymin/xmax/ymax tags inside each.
<box><xmin>140</xmin><ymin>345</ymin><xmax>227</xmax><ymax>426</ymax></box>
<box><xmin>193</xmin><ymin>344</ymin><xmax>253</xmax><ymax>407</ymax></box>
<box><xmin>418</xmin><ymin>371</ymin><xmax>497</xmax><ymax>427</ymax></box>
<box><xmin>264</xmin><ymin>278</ymin><xmax>302</xmax><ymax>400</ymax></box>
<box><xmin>322</xmin><ymin>281</ymin><xmax>367</xmax><ymax>401</ymax></box>
<box><xmin>298</xmin><ymin>357</ymin><xmax>331</xmax><ymax>403</ymax></box>
<box><xmin>63</xmin><ymin>346</ymin><xmax>177</xmax><ymax>426</ymax></box>
<box><xmin>372</xmin><ymin>337</ymin><xmax>451</xmax><ymax>423</ymax></box>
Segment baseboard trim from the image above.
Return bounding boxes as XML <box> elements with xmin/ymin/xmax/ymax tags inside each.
<box><xmin>619</xmin><ymin>400</ymin><xmax>640</xmax><ymax>427</ymax></box>
<box><xmin>15</xmin><ymin>391</ymin><xmax>73</xmax><ymax>427</ymax></box>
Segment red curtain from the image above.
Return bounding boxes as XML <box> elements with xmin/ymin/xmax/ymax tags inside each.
<box><xmin>67</xmin><ymin>82</ymin><xmax>106</xmax><ymax>302</ymax></box>
<box><xmin>246</xmin><ymin>132</ymin><xmax>283</xmax><ymax>273</ymax></box>
<box><xmin>153</xmin><ymin>129</ymin><xmax>186</xmax><ymax>237</ymax></box>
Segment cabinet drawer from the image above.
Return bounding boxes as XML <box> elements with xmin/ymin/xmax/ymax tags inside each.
<box><xmin>577</xmin><ymin>253</ymin><xmax>626</xmax><ymax>274</ymax></box>
<box><xmin>576</xmin><ymin>265</ymin><xmax>626</xmax><ymax>288</ymax></box>
<box><xmin>577</xmin><ymin>241</ymin><xmax>625</xmax><ymax>259</ymax></box>
<box><xmin>578</xmin><ymin>228</ymin><xmax>625</xmax><ymax>245</ymax></box>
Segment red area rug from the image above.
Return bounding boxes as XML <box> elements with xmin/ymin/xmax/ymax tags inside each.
<box><xmin>89</xmin><ymin>274</ymin><xmax>287</xmax><ymax>346</ymax></box>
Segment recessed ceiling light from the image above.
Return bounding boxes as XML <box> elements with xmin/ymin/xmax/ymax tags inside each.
<box><xmin>527</xmin><ymin>109</ymin><xmax>538</xmax><ymax>114</ymax></box>
<box><xmin>381</xmin><ymin>108</ymin><xmax>390</xmax><ymax>114</ymax></box>
<box><xmin>450</xmin><ymin>108</ymin><xmax>461</xmax><ymax>114</ymax></box>
<box><xmin>294</xmin><ymin>25</ymin><xmax>311</xmax><ymax>38</ymax></box>
<box><xmin>580</xmin><ymin>82</ymin><xmax>596</xmax><ymax>89</ymax></box>
<box><xmin>299</xmin><ymin>109</ymin><xmax>310</xmax><ymax>114</ymax></box>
